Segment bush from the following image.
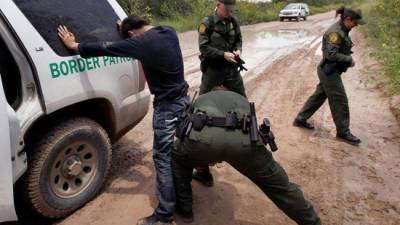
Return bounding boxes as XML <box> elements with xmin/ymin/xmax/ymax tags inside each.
<box><xmin>117</xmin><ymin>0</ymin><xmax>153</xmax><ymax>22</ymax></box>
<box><xmin>362</xmin><ymin>0</ymin><xmax>400</xmax><ymax>92</ymax></box>
<box><xmin>117</xmin><ymin>0</ymin><xmax>358</xmax><ymax>32</ymax></box>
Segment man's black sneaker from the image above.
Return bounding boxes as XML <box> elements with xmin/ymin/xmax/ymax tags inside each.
<box><xmin>175</xmin><ymin>207</ymin><xmax>194</xmax><ymax>223</ymax></box>
<box><xmin>336</xmin><ymin>132</ymin><xmax>361</xmax><ymax>145</ymax></box>
<box><xmin>137</xmin><ymin>213</ymin><xmax>174</xmax><ymax>225</ymax></box>
<box><xmin>192</xmin><ymin>169</ymin><xmax>214</xmax><ymax>187</ymax></box>
<box><xmin>293</xmin><ymin>118</ymin><xmax>315</xmax><ymax>130</ymax></box>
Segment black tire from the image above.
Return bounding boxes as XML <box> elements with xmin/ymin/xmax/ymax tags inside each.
<box><xmin>23</xmin><ymin>117</ymin><xmax>112</xmax><ymax>218</ymax></box>
<box><xmin>304</xmin><ymin>16</ymin><xmax>307</xmax><ymax>21</ymax></box>
<box><xmin>280</xmin><ymin>17</ymin><xmax>284</xmax><ymax>22</ymax></box>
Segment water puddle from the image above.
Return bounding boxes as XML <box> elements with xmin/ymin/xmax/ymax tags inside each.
<box><xmin>180</xmin><ymin>28</ymin><xmax>319</xmax><ymax>88</ymax></box>
<box><xmin>242</xmin><ymin>29</ymin><xmax>317</xmax><ymax>80</ymax></box>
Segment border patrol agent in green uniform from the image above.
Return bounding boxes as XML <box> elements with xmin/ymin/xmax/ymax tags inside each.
<box><xmin>293</xmin><ymin>7</ymin><xmax>365</xmax><ymax>145</ymax></box>
<box><xmin>198</xmin><ymin>0</ymin><xmax>246</xmax><ymax>96</ymax></box>
<box><xmin>173</xmin><ymin>90</ymin><xmax>321</xmax><ymax>225</ymax></box>
<box><xmin>194</xmin><ymin>0</ymin><xmax>246</xmax><ymax>188</ymax></box>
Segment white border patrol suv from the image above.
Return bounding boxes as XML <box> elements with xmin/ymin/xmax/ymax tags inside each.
<box><xmin>0</xmin><ymin>0</ymin><xmax>150</xmax><ymax>222</ymax></box>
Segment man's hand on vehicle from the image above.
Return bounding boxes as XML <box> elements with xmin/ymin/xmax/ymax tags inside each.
<box><xmin>117</xmin><ymin>20</ymin><xmax>122</xmax><ymax>28</ymax></box>
<box><xmin>58</xmin><ymin>25</ymin><xmax>79</xmax><ymax>51</ymax></box>
<box><xmin>224</xmin><ymin>52</ymin><xmax>237</xmax><ymax>63</ymax></box>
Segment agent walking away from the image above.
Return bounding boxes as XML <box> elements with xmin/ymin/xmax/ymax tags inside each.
<box><xmin>293</xmin><ymin>7</ymin><xmax>365</xmax><ymax>145</ymax></box>
<box><xmin>58</xmin><ymin>16</ymin><xmax>189</xmax><ymax>225</ymax></box>
<box><xmin>173</xmin><ymin>90</ymin><xmax>321</xmax><ymax>225</ymax></box>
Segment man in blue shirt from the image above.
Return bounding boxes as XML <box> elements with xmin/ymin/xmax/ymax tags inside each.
<box><xmin>58</xmin><ymin>16</ymin><xmax>189</xmax><ymax>225</ymax></box>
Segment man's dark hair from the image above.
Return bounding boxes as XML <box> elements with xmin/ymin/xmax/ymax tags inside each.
<box><xmin>120</xmin><ymin>16</ymin><xmax>149</xmax><ymax>39</ymax></box>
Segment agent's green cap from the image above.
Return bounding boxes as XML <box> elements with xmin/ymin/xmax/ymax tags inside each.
<box><xmin>344</xmin><ymin>8</ymin><xmax>366</xmax><ymax>25</ymax></box>
<box><xmin>218</xmin><ymin>0</ymin><xmax>236</xmax><ymax>11</ymax></box>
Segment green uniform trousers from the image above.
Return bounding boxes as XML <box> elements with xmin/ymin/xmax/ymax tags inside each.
<box><xmin>172</xmin><ymin>138</ymin><xmax>321</xmax><ymax>225</ymax></box>
<box><xmin>296</xmin><ymin>67</ymin><xmax>350</xmax><ymax>135</ymax></box>
<box><xmin>199</xmin><ymin>65</ymin><xmax>246</xmax><ymax>97</ymax></box>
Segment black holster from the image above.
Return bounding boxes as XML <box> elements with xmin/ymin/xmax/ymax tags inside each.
<box><xmin>258</xmin><ymin>118</ymin><xmax>278</xmax><ymax>152</ymax></box>
<box><xmin>192</xmin><ymin>111</ymin><xmax>208</xmax><ymax>131</ymax></box>
<box><xmin>321</xmin><ymin>59</ymin><xmax>352</xmax><ymax>75</ymax></box>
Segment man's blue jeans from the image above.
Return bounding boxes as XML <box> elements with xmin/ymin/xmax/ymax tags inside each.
<box><xmin>152</xmin><ymin>95</ymin><xmax>190</xmax><ymax>218</ymax></box>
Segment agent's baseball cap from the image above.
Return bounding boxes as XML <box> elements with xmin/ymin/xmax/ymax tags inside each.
<box><xmin>344</xmin><ymin>8</ymin><xmax>366</xmax><ymax>25</ymax></box>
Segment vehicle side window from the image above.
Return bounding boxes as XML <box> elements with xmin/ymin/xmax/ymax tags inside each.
<box><xmin>13</xmin><ymin>0</ymin><xmax>122</xmax><ymax>57</ymax></box>
<box><xmin>0</xmin><ymin>36</ymin><xmax>22</xmax><ymax>109</ymax></box>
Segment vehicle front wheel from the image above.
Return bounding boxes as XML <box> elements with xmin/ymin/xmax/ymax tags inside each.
<box><xmin>280</xmin><ymin>17</ymin><xmax>284</xmax><ymax>22</ymax></box>
<box><xmin>304</xmin><ymin>16</ymin><xmax>307</xmax><ymax>21</ymax></box>
<box><xmin>23</xmin><ymin>118</ymin><xmax>112</xmax><ymax>218</ymax></box>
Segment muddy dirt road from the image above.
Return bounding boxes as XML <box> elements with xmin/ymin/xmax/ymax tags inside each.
<box><xmin>19</xmin><ymin>11</ymin><xmax>400</xmax><ymax>225</ymax></box>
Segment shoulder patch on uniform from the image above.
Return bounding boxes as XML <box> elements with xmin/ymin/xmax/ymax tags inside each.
<box><xmin>198</xmin><ymin>23</ymin><xmax>207</xmax><ymax>34</ymax></box>
<box><xmin>328</xmin><ymin>32</ymin><xmax>341</xmax><ymax>44</ymax></box>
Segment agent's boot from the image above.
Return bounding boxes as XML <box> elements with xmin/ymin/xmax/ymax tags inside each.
<box><xmin>336</xmin><ymin>132</ymin><xmax>361</xmax><ymax>145</ymax></box>
<box><xmin>137</xmin><ymin>213</ymin><xmax>174</xmax><ymax>225</ymax></box>
<box><xmin>192</xmin><ymin>168</ymin><xmax>214</xmax><ymax>187</ymax></box>
<box><xmin>175</xmin><ymin>207</ymin><xmax>194</xmax><ymax>223</ymax></box>
<box><xmin>293</xmin><ymin>118</ymin><xmax>315</xmax><ymax>130</ymax></box>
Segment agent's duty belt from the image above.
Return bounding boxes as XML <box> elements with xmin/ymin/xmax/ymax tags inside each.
<box><xmin>176</xmin><ymin>103</ymin><xmax>278</xmax><ymax>152</ymax></box>
<box><xmin>190</xmin><ymin>111</ymin><xmax>250</xmax><ymax>132</ymax></box>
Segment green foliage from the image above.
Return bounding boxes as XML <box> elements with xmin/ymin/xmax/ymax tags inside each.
<box><xmin>159</xmin><ymin>0</ymin><xmax>192</xmax><ymax>18</ymax></box>
<box><xmin>153</xmin><ymin>0</ymin><xmax>214</xmax><ymax>31</ymax></box>
<box><xmin>234</xmin><ymin>1</ymin><xmax>286</xmax><ymax>25</ymax></box>
<box><xmin>117</xmin><ymin>0</ymin><xmax>153</xmax><ymax>21</ymax></box>
<box><xmin>362</xmin><ymin>0</ymin><xmax>400</xmax><ymax>93</ymax></box>
<box><xmin>279</xmin><ymin>0</ymin><xmax>354</xmax><ymax>6</ymax></box>
<box><xmin>117</xmin><ymin>0</ymin><xmax>357</xmax><ymax>32</ymax></box>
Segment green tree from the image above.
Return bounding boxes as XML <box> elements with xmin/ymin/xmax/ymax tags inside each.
<box><xmin>117</xmin><ymin>0</ymin><xmax>153</xmax><ymax>21</ymax></box>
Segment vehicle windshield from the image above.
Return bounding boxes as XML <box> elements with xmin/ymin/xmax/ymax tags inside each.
<box><xmin>284</xmin><ymin>4</ymin><xmax>300</xmax><ymax>10</ymax></box>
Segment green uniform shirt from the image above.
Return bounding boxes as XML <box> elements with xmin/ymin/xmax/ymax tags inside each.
<box><xmin>187</xmin><ymin>91</ymin><xmax>254</xmax><ymax>148</ymax></box>
<box><xmin>198</xmin><ymin>12</ymin><xmax>242</xmax><ymax>61</ymax></box>
<box><xmin>321</xmin><ymin>21</ymin><xmax>354</xmax><ymax>66</ymax></box>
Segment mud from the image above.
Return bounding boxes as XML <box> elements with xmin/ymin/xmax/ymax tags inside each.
<box><xmin>12</xmin><ymin>11</ymin><xmax>400</xmax><ymax>225</ymax></box>
<box><xmin>391</xmin><ymin>96</ymin><xmax>400</xmax><ymax>124</ymax></box>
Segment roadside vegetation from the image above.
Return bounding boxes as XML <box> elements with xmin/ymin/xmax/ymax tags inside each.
<box><xmin>361</xmin><ymin>0</ymin><xmax>400</xmax><ymax>93</ymax></box>
<box><xmin>117</xmin><ymin>0</ymin><xmax>356</xmax><ymax>32</ymax></box>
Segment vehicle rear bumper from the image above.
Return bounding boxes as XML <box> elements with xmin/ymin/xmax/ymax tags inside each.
<box><xmin>280</xmin><ymin>15</ymin><xmax>300</xmax><ymax>18</ymax></box>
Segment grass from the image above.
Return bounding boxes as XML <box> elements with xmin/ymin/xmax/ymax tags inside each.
<box><xmin>360</xmin><ymin>0</ymin><xmax>400</xmax><ymax>93</ymax></box>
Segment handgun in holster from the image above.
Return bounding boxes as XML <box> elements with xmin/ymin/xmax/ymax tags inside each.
<box><xmin>258</xmin><ymin>118</ymin><xmax>278</xmax><ymax>152</ymax></box>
